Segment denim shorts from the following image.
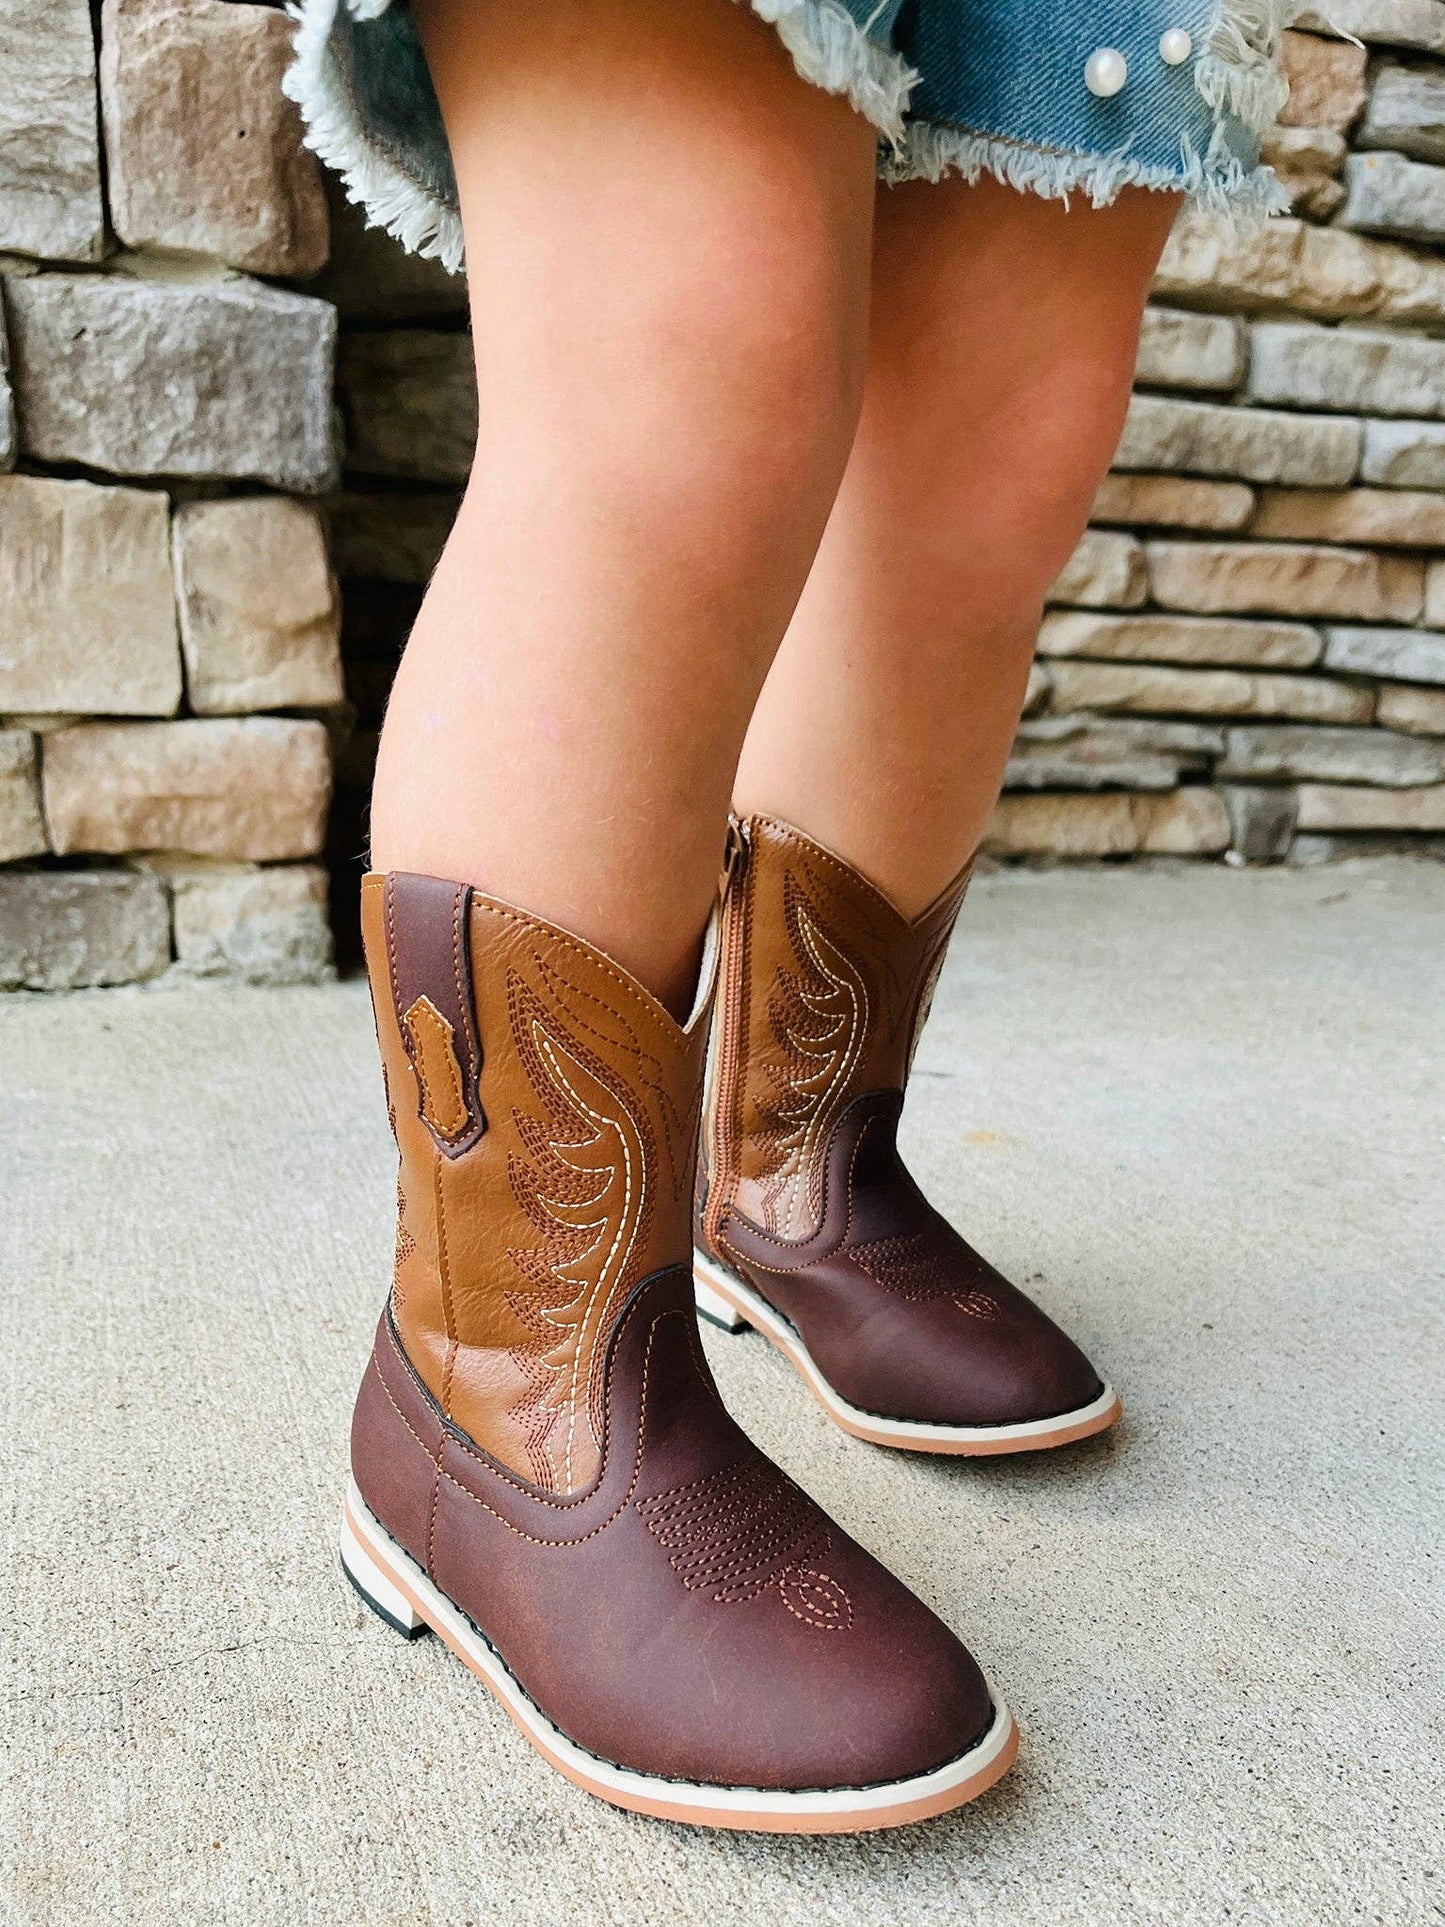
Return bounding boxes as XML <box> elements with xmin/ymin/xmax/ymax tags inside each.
<box><xmin>285</xmin><ymin>0</ymin><xmax>1293</xmax><ymax>275</ymax></box>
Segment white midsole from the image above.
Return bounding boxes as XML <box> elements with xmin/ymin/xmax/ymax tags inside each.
<box><xmin>694</xmin><ymin>1249</ymin><xmax>1119</xmax><ymax>1446</ymax></box>
<box><xmin>340</xmin><ymin>1476</ymin><xmax>1014</xmax><ymax>1821</ymax></box>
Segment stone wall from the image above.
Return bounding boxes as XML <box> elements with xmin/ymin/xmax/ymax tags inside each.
<box><xmin>0</xmin><ymin>0</ymin><xmax>339</xmax><ymax>989</ymax></box>
<box><xmin>3</xmin><ymin>1</ymin><xmax>1445</xmax><ymax>990</ymax></box>
<box><xmin>997</xmin><ymin>7</ymin><xmax>1445</xmax><ymax>866</ymax></box>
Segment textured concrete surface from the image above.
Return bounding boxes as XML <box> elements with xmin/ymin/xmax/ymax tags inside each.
<box><xmin>2</xmin><ymin>862</ymin><xmax>1441</xmax><ymax>1926</ymax></box>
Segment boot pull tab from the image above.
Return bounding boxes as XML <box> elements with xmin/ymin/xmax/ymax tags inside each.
<box><xmin>382</xmin><ymin>871</ymin><xmax>487</xmax><ymax>1155</ymax></box>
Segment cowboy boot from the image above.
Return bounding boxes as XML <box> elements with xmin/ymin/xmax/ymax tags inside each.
<box><xmin>695</xmin><ymin>815</ymin><xmax>1120</xmax><ymax>1454</ymax></box>
<box><xmin>339</xmin><ymin>870</ymin><xmax>1017</xmax><ymax>1831</ymax></box>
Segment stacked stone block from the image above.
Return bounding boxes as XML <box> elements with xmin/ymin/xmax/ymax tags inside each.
<box><xmin>0</xmin><ymin>0</ymin><xmax>340</xmax><ymax>988</ymax></box>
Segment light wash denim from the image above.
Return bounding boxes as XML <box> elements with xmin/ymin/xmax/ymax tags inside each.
<box><xmin>284</xmin><ymin>0</ymin><xmax>1294</xmax><ymax>275</ymax></box>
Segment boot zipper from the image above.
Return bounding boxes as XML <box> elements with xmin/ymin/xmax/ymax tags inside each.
<box><xmin>701</xmin><ymin>818</ymin><xmax>749</xmax><ymax>1253</ymax></box>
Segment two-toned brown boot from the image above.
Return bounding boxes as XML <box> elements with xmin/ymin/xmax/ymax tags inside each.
<box><xmin>695</xmin><ymin>815</ymin><xmax>1120</xmax><ymax>1455</ymax></box>
<box><xmin>339</xmin><ymin>870</ymin><xmax>1017</xmax><ymax>1830</ymax></box>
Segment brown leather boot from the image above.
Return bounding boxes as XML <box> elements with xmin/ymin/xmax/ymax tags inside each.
<box><xmin>695</xmin><ymin>815</ymin><xmax>1120</xmax><ymax>1455</ymax></box>
<box><xmin>340</xmin><ymin>870</ymin><xmax>1016</xmax><ymax>1831</ymax></box>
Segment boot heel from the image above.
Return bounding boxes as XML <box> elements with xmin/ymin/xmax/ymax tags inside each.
<box><xmin>693</xmin><ymin>1255</ymin><xmax>749</xmax><ymax>1333</ymax></box>
<box><xmin>340</xmin><ymin>1496</ymin><xmax>430</xmax><ymax>1640</ymax></box>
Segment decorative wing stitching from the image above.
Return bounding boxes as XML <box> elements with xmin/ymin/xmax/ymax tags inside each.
<box><xmin>504</xmin><ymin>972</ymin><xmax>655</xmax><ymax>1490</ymax></box>
<box><xmin>531</xmin><ymin>953</ymin><xmax>699</xmax><ymax>1205</ymax></box>
<box><xmin>753</xmin><ymin>872</ymin><xmax>869</xmax><ymax>1238</ymax></box>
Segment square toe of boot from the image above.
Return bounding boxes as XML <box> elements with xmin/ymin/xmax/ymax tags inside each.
<box><xmin>536</xmin><ymin>1515</ymin><xmax>998</xmax><ymax>1795</ymax></box>
<box><xmin>832</xmin><ymin>1298</ymin><xmax>1106</xmax><ymax>1430</ymax></box>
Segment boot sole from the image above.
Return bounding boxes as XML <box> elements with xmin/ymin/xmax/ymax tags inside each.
<box><xmin>340</xmin><ymin>1477</ymin><xmax>1017</xmax><ymax>1833</ymax></box>
<box><xmin>694</xmin><ymin>1249</ymin><xmax>1122</xmax><ymax>1456</ymax></box>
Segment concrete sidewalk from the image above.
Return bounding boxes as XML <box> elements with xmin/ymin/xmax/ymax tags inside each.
<box><xmin>2</xmin><ymin>862</ymin><xmax>1441</xmax><ymax>1926</ymax></box>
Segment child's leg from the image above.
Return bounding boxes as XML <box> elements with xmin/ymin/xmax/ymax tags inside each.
<box><xmin>370</xmin><ymin>0</ymin><xmax>877</xmax><ymax>1011</ymax></box>
<box><xmin>733</xmin><ymin>174</ymin><xmax>1181</xmax><ymax>914</ymax></box>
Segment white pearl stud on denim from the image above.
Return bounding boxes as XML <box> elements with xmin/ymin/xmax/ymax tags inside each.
<box><xmin>1158</xmin><ymin>27</ymin><xmax>1193</xmax><ymax>64</ymax></box>
<box><xmin>1084</xmin><ymin>47</ymin><xmax>1128</xmax><ymax>97</ymax></box>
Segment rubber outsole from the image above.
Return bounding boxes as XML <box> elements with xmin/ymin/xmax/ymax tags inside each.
<box><xmin>339</xmin><ymin>1478</ymin><xmax>1018</xmax><ymax>1833</ymax></box>
<box><xmin>693</xmin><ymin>1249</ymin><xmax>1122</xmax><ymax>1456</ymax></box>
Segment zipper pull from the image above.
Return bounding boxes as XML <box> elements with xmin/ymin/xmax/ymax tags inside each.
<box><xmin>720</xmin><ymin>817</ymin><xmax>750</xmax><ymax>900</ymax></box>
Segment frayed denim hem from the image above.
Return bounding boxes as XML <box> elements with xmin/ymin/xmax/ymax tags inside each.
<box><xmin>883</xmin><ymin>123</ymin><xmax>1292</xmax><ymax>225</ymax></box>
<box><xmin>1195</xmin><ymin>0</ymin><xmax>1294</xmax><ymax>139</ymax></box>
<box><xmin>753</xmin><ymin>0</ymin><xmax>916</xmax><ymax>148</ymax></box>
<box><xmin>283</xmin><ymin>0</ymin><xmax>1298</xmax><ymax>268</ymax></box>
<box><xmin>885</xmin><ymin>0</ymin><xmax>1297</xmax><ymax>224</ymax></box>
<box><xmin>283</xmin><ymin>0</ymin><xmax>466</xmax><ymax>272</ymax></box>
<box><xmin>283</xmin><ymin>0</ymin><xmax>917</xmax><ymax>275</ymax></box>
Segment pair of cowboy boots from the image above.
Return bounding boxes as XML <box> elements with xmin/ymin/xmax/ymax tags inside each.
<box><xmin>340</xmin><ymin>815</ymin><xmax>1117</xmax><ymax>1833</ymax></box>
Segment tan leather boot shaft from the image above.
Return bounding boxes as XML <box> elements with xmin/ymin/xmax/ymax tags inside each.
<box><xmin>703</xmin><ymin>814</ymin><xmax>969</xmax><ymax>1248</ymax></box>
<box><xmin>361</xmin><ymin>871</ymin><xmax>709</xmax><ymax>1494</ymax></box>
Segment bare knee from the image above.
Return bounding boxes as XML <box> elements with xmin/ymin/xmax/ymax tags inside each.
<box><xmin>616</xmin><ymin>199</ymin><xmax>872</xmax><ymax>536</ymax></box>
